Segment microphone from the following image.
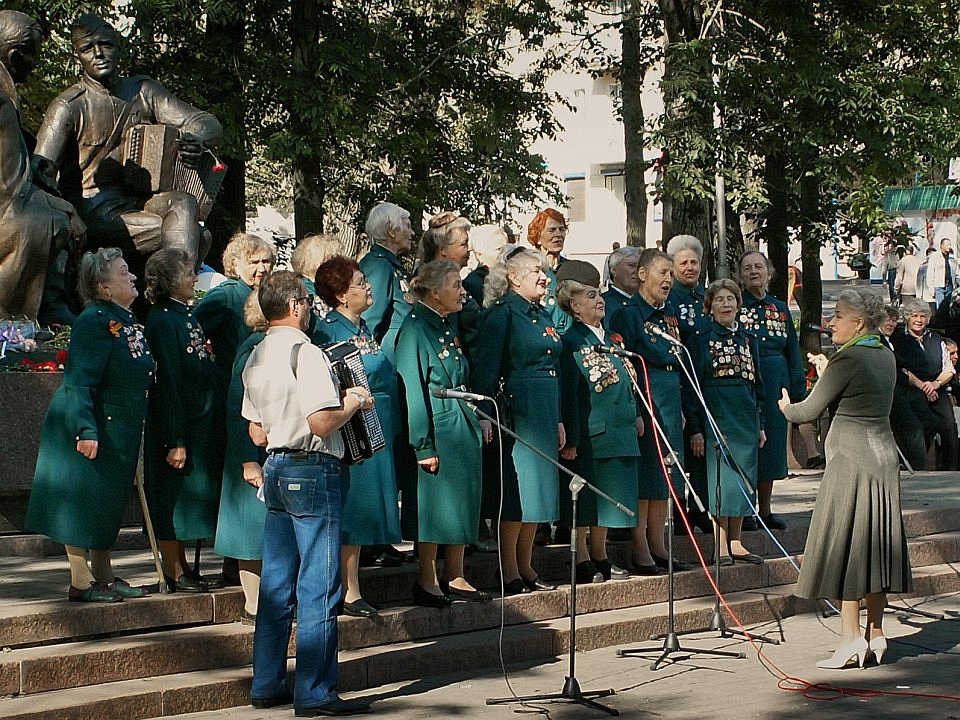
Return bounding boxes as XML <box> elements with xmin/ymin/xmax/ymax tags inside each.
<box><xmin>593</xmin><ymin>344</ymin><xmax>643</xmax><ymax>361</ymax></box>
<box><xmin>804</xmin><ymin>322</ymin><xmax>832</xmax><ymax>336</ymax></box>
<box><xmin>431</xmin><ymin>387</ymin><xmax>492</xmax><ymax>402</ymax></box>
<box><xmin>644</xmin><ymin>322</ymin><xmax>683</xmax><ymax>346</ymax></box>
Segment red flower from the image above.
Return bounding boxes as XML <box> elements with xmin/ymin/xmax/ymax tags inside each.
<box><xmin>212</xmin><ymin>162</ymin><xmax>227</xmax><ymax>173</ymax></box>
<box><xmin>545</xmin><ymin>326</ymin><xmax>557</xmax><ymax>337</ymax></box>
<box><xmin>56</xmin><ymin>349</ymin><xmax>68</xmax><ymax>366</ymax></box>
<box><xmin>610</xmin><ymin>332</ymin><xmax>624</xmax><ymax>345</ymax></box>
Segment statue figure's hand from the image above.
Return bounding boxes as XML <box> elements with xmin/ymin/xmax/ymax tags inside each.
<box><xmin>177</xmin><ymin>132</ymin><xmax>204</xmax><ymax>170</ymax></box>
<box><xmin>67</xmin><ymin>211</ymin><xmax>87</xmax><ymax>244</ymax></box>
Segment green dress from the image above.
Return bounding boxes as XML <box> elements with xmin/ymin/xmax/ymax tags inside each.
<box><xmin>143</xmin><ymin>298</ymin><xmax>222</xmax><ymax>541</ymax></box>
<box><xmin>25</xmin><ymin>301</ymin><xmax>154</xmax><ymax>550</ymax></box>
<box><xmin>472</xmin><ymin>291</ymin><xmax>562</xmax><ymax>523</ymax></box>
<box><xmin>609</xmin><ymin>295</ymin><xmax>686</xmax><ymax>500</ymax></box>
<box><xmin>395</xmin><ymin>303</ymin><xmax>482</xmax><ymax>544</ymax></box>
<box><xmin>684</xmin><ymin>320</ymin><xmax>763</xmax><ymax>517</ymax></box>
<box><xmin>213</xmin><ymin>332</ymin><xmax>267</xmax><ymax>560</ymax></box>
<box><xmin>314</xmin><ymin>310</ymin><xmax>402</xmax><ymax>546</ymax></box>
<box><xmin>559</xmin><ymin>322</ymin><xmax>640</xmax><ymax>528</ymax></box>
<box><xmin>359</xmin><ymin>243</ymin><xmax>412</xmax><ymax>364</ymax></box>
<box><xmin>194</xmin><ymin>278</ymin><xmax>254</xmax><ymax>385</ymax></box>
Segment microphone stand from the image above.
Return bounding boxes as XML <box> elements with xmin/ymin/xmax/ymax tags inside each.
<box><xmin>464</xmin><ymin>399</ymin><xmax>633</xmax><ymax>716</ymax></box>
<box><xmin>614</xmin><ymin>348</ymin><xmax>744</xmax><ymax>670</ymax></box>
<box><xmin>666</xmin><ymin>344</ymin><xmax>779</xmax><ymax>646</ymax></box>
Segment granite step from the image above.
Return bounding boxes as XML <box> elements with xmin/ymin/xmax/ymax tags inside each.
<box><xmin>0</xmin><ymin>529</ymin><xmax>956</xmax><ymax>701</ymax></box>
<box><xmin>3</xmin><ymin>563</ymin><xmax>959</xmax><ymax>720</ymax></box>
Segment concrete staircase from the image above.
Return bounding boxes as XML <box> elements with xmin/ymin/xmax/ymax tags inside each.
<box><xmin>1</xmin><ymin>480</ymin><xmax>958</xmax><ymax>720</ymax></box>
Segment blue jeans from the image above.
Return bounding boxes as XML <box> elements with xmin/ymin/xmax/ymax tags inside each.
<box><xmin>936</xmin><ymin>285</ymin><xmax>951</xmax><ymax>308</ymax></box>
<box><xmin>251</xmin><ymin>451</ymin><xmax>343</xmax><ymax>709</ymax></box>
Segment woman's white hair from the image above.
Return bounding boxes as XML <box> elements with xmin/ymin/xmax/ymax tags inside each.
<box><xmin>364</xmin><ymin>202</ymin><xmax>411</xmax><ymax>244</ymax></box>
<box><xmin>666</xmin><ymin>234</ymin><xmax>703</xmax><ymax>259</ymax></box>
<box><xmin>470</xmin><ymin>224</ymin><xmax>510</xmax><ymax>268</ymax></box>
<box><xmin>608</xmin><ymin>245</ymin><xmax>641</xmax><ymax>274</ymax></box>
<box><xmin>483</xmin><ymin>246</ymin><xmax>548</xmax><ymax>307</ymax></box>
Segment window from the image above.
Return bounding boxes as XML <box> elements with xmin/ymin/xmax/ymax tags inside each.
<box><xmin>565</xmin><ymin>173</ymin><xmax>586</xmax><ymax>222</ymax></box>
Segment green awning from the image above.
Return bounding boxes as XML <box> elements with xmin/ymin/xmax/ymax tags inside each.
<box><xmin>884</xmin><ymin>185</ymin><xmax>960</xmax><ymax>213</ymax></box>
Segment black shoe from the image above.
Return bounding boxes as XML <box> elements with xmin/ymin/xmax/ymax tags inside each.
<box><xmin>592</xmin><ymin>557</ymin><xmax>629</xmax><ymax>581</ymax></box>
<box><xmin>295</xmin><ymin>698</ymin><xmax>371</xmax><ymax>716</ymax></box>
<box><xmin>171</xmin><ymin>573</ymin><xmax>208</xmax><ymax>594</ymax></box>
<box><xmin>522</xmin><ymin>575</ymin><xmax>557</xmax><ymax>592</ymax></box>
<box><xmin>741</xmin><ymin>515</ymin><xmax>759</xmax><ymax>532</ymax></box>
<box><xmin>252</xmin><ymin>691</ymin><xmax>293</xmax><ymax>709</ymax></box>
<box><xmin>730</xmin><ymin>552</ymin><xmax>764</xmax><ymax>565</ymax></box>
<box><xmin>109</xmin><ymin>577</ymin><xmax>150</xmax><ymax>599</ymax></box>
<box><xmin>341</xmin><ymin>599</ymin><xmax>379</xmax><ymax>617</ymax></box>
<box><xmin>500</xmin><ymin>578</ymin><xmax>531</xmax><ymax>596</ymax></box>
<box><xmin>447</xmin><ymin>586</ymin><xmax>493</xmax><ymax>603</ymax></box>
<box><xmin>651</xmin><ymin>553</ymin><xmax>693</xmax><ymax>572</ymax></box>
<box><xmin>630</xmin><ymin>558</ymin><xmax>661</xmax><ymax>576</ymax></box>
<box><xmin>718</xmin><ymin>555</ymin><xmax>734</xmax><ymax>567</ymax></box>
<box><xmin>411</xmin><ymin>582</ymin><xmax>451</xmax><ymax>608</ymax></box>
<box><xmin>692</xmin><ymin>512</ymin><xmax>715</xmax><ymax>535</ymax></box>
<box><xmin>182</xmin><ymin>569</ymin><xmax>225</xmax><ymax>590</ymax></box>
<box><xmin>241</xmin><ymin>610</ymin><xmax>256</xmax><ymax>626</ymax></box>
<box><xmin>760</xmin><ymin>513</ymin><xmax>787</xmax><ymax>530</ymax></box>
<box><xmin>575</xmin><ymin>560</ymin><xmax>604</xmax><ymax>584</ymax></box>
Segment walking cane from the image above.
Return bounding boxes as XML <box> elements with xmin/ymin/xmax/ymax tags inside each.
<box><xmin>134</xmin><ymin>463</ymin><xmax>169</xmax><ymax>594</ymax></box>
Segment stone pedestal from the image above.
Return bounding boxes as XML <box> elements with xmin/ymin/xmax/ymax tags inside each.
<box><xmin>0</xmin><ymin>372</ymin><xmax>62</xmax><ymax>532</ymax></box>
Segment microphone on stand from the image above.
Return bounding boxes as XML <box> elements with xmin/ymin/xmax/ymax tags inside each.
<box><xmin>593</xmin><ymin>344</ymin><xmax>643</xmax><ymax>361</ymax></box>
<box><xmin>804</xmin><ymin>322</ymin><xmax>833</xmax><ymax>336</ymax></box>
<box><xmin>431</xmin><ymin>387</ymin><xmax>492</xmax><ymax>402</ymax></box>
<box><xmin>644</xmin><ymin>322</ymin><xmax>683</xmax><ymax>346</ymax></box>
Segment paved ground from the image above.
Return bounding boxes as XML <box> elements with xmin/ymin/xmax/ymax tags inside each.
<box><xmin>170</xmin><ymin>593</ymin><xmax>960</xmax><ymax>720</ymax></box>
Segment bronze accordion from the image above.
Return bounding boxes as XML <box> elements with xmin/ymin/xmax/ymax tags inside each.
<box><xmin>322</xmin><ymin>341</ymin><xmax>386</xmax><ymax>464</ymax></box>
<box><xmin>121</xmin><ymin>124</ymin><xmax>226</xmax><ymax>221</ymax></box>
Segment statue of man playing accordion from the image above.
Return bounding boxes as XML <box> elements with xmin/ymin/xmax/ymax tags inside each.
<box><xmin>33</xmin><ymin>14</ymin><xmax>222</xmax><ymax>270</ymax></box>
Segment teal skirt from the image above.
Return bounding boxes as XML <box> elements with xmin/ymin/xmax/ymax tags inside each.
<box><xmin>562</xmin><ymin>455</ymin><xmax>639</xmax><ymax>528</ymax></box>
<box><xmin>637</xmin><ymin>368</ymin><xmax>684</xmax><ymax>501</ymax></box>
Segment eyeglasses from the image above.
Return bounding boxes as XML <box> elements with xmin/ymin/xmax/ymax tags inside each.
<box><xmin>293</xmin><ymin>294</ymin><xmax>315</xmax><ymax>306</ymax></box>
<box><xmin>350</xmin><ymin>276</ymin><xmax>370</xmax><ymax>289</ymax></box>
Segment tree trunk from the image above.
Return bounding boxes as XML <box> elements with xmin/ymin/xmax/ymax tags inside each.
<box><xmin>764</xmin><ymin>152</ymin><xmax>790</xmax><ymax>302</ymax></box>
<box><xmin>204</xmin><ymin>13</ymin><xmax>247</xmax><ymax>267</ymax></box>
<box><xmin>799</xmin><ymin>174</ymin><xmax>823</xmax><ymax>354</ymax></box>
<box><xmin>622</xmin><ymin>0</ymin><xmax>648</xmax><ymax>247</ymax></box>
<box><xmin>291</xmin><ymin>0</ymin><xmax>325</xmax><ymax>239</ymax></box>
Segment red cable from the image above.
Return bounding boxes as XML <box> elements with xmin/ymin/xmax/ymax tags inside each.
<box><xmin>634</xmin><ymin>355</ymin><xmax>960</xmax><ymax>704</ymax></box>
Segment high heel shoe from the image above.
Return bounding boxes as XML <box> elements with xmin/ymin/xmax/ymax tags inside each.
<box><xmin>867</xmin><ymin>635</ymin><xmax>887</xmax><ymax>665</ymax></box>
<box><xmin>816</xmin><ymin>637</ymin><xmax>868</xmax><ymax>669</ymax></box>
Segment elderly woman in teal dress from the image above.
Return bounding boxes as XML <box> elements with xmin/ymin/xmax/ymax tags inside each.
<box><xmin>738</xmin><ymin>251</ymin><xmax>805</xmax><ymax>530</ymax></box>
<box><xmin>395</xmin><ymin>260</ymin><xmax>487</xmax><ymax>607</ymax></box>
<box><xmin>556</xmin><ymin>261</ymin><xmax>640</xmax><ymax>584</ymax></box>
<box><xmin>686</xmin><ymin>279</ymin><xmax>766</xmax><ymax>565</ymax></box>
<box><xmin>609</xmin><ymin>248</ymin><xmax>692</xmax><ymax>575</ymax></box>
<box><xmin>26</xmin><ymin>248</ymin><xmax>153</xmax><ymax>602</ymax></box>
<box><xmin>213</xmin><ymin>292</ymin><xmax>268</xmax><ymax>621</ymax></box>
<box><xmin>142</xmin><ymin>248</ymin><xmax>222</xmax><ymax>593</ymax></box>
<box><xmin>313</xmin><ymin>255</ymin><xmax>402</xmax><ymax>617</ymax></box>
<box><xmin>472</xmin><ymin>246</ymin><xmax>565</xmax><ymax>595</ymax></box>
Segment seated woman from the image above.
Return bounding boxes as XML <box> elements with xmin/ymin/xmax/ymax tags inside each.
<box><xmin>25</xmin><ymin>248</ymin><xmax>154</xmax><ymax>601</ymax></box>
<box><xmin>686</xmin><ymin>279</ymin><xmax>766</xmax><ymax>565</ymax></box>
<box><xmin>142</xmin><ymin>248</ymin><xmax>222</xmax><ymax>592</ymax></box>
<box><xmin>556</xmin><ymin>260</ymin><xmax>641</xmax><ymax>583</ymax></box>
<box><xmin>313</xmin><ymin>255</ymin><xmax>402</xmax><ymax>617</ymax></box>
<box><xmin>395</xmin><ymin>260</ymin><xmax>487</xmax><ymax>607</ymax></box>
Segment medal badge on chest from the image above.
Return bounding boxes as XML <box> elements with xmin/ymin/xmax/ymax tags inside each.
<box><xmin>581</xmin><ymin>345</ymin><xmax>620</xmax><ymax>393</ymax></box>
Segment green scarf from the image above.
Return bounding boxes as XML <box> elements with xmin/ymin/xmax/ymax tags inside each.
<box><xmin>837</xmin><ymin>332</ymin><xmax>882</xmax><ymax>353</ymax></box>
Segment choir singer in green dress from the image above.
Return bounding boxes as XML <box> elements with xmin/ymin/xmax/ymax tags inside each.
<box><xmin>26</xmin><ymin>248</ymin><xmax>153</xmax><ymax>602</ymax></box>
<box><xmin>686</xmin><ymin>279</ymin><xmax>766</xmax><ymax>565</ymax></box>
<box><xmin>313</xmin><ymin>256</ymin><xmax>402</xmax><ymax>617</ymax></box>
<box><xmin>556</xmin><ymin>260</ymin><xmax>640</xmax><ymax>583</ymax></box>
<box><xmin>472</xmin><ymin>246</ymin><xmax>564</xmax><ymax>595</ymax></box>
<box><xmin>395</xmin><ymin>260</ymin><xmax>487</xmax><ymax>607</ymax></box>
<box><xmin>142</xmin><ymin>249</ymin><xmax>223</xmax><ymax>592</ymax></box>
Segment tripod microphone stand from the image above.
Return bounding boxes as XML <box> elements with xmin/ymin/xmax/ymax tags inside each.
<box><xmin>462</xmin><ymin>400</ymin><xmax>634</xmax><ymax>716</ymax></box>
<box><xmin>614</xmin><ymin>348</ymin><xmax>744</xmax><ymax>670</ymax></box>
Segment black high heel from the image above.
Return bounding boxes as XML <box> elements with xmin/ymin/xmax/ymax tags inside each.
<box><xmin>411</xmin><ymin>582</ymin><xmax>451</xmax><ymax>608</ymax></box>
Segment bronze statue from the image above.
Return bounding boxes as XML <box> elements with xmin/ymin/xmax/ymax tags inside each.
<box><xmin>0</xmin><ymin>10</ymin><xmax>85</xmax><ymax>321</ymax></box>
<box><xmin>33</xmin><ymin>14</ymin><xmax>222</xmax><ymax>270</ymax></box>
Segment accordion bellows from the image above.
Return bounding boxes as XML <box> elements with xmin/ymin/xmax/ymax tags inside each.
<box><xmin>121</xmin><ymin>124</ymin><xmax>226</xmax><ymax>220</ymax></box>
